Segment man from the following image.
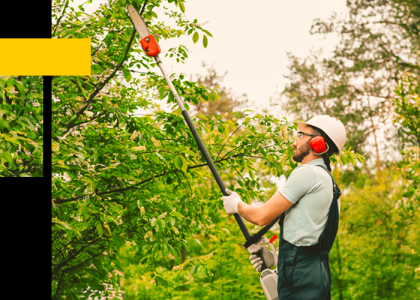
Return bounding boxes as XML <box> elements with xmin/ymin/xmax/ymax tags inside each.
<box><xmin>221</xmin><ymin>115</ymin><xmax>346</xmax><ymax>300</ymax></box>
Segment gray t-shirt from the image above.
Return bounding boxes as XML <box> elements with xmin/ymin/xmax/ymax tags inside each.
<box><xmin>278</xmin><ymin>158</ymin><xmax>340</xmax><ymax>246</ymax></box>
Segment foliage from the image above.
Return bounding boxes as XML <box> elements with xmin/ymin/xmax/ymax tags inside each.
<box><xmin>0</xmin><ymin>76</ymin><xmax>43</xmax><ymax>177</ymax></box>
<box><xmin>329</xmin><ymin>167</ymin><xmax>420</xmax><ymax>300</ymax></box>
<box><xmin>116</xmin><ymin>208</ymin><xmax>271</xmax><ymax>299</ymax></box>
<box><xmin>393</xmin><ymin>72</ymin><xmax>420</xmax><ymax>149</ymax></box>
<box><xmin>393</xmin><ymin>72</ymin><xmax>419</xmax><ymax>219</ymax></box>
<box><xmin>327</xmin><ymin>41</ymin><xmax>420</xmax><ymax>300</ymax></box>
<box><xmin>281</xmin><ymin>0</ymin><xmax>420</xmax><ymax>161</ymax></box>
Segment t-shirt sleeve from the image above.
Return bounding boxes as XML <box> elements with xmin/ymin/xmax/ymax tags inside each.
<box><xmin>278</xmin><ymin>165</ymin><xmax>317</xmax><ymax>204</ymax></box>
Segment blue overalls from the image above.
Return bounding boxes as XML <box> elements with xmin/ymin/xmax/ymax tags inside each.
<box><xmin>277</xmin><ymin>165</ymin><xmax>341</xmax><ymax>300</ymax></box>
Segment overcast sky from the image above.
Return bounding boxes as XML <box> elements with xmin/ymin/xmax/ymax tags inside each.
<box><xmin>159</xmin><ymin>0</ymin><xmax>347</xmax><ymax>113</ymax></box>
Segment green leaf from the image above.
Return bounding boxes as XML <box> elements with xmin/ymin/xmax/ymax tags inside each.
<box><xmin>162</xmin><ymin>244</ymin><xmax>168</xmax><ymax>257</ymax></box>
<box><xmin>201</xmin><ymin>29</ymin><xmax>213</xmax><ymax>37</ymax></box>
<box><xmin>218</xmin><ymin>125</ymin><xmax>225</xmax><ymax>134</ymax></box>
<box><xmin>158</xmin><ymin>86</ymin><xmax>167</xmax><ymax>100</ymax></box>
<box><xmin>195</xmin><ymin>238</ymin><xmax>203</xmax><ymax>248</ymax></box>
<box><xmin>160</xmin><ymin>219</ymin><xmax>166</xmax><ymax>230</ymax></box>
<box><xmin>52</xmin><ymin>219</ymin><xmax>72</xmax><ymax>230</ymax></box>
<box><xmin>182</xmin><ymin>149</ymin><xmax>196</xmax><ymax>156</ymax></box>
<box><xmin>174</xmin><ymin>155</ymin><xmax>183</xmax><ymax>170</ymax></box>
<box><xmin>225</xmin><ymin>124</ymin><xmax>230</xmax><ymax>135</ymax></box>
<box><xmin>221</xmin><ymin>228</ymin><xmax>230</xmax><ymax>236</ymax></box>
<box><xmin>84</xmin><ymin>111</ymin><xmax>94</xmax><ymax>118</ymax></box>
<box><xmin>0</xmin><ymin>151</ymin><xmax>13</xmax><ymax>167</ymax></box>
<box><xmin>193</xmin><ymin>32</ymin><xmax>199</xmax><ymax>44</ymax></box>
<box><xmin>190</xmin><ymin>265</ymin><xmax>197</xmax><ymax>276</ymax></box>
<box><xmin>171</xmin><ymin>211</ymin><xmax>184</xmax><ymax>219</ymax></box>
<box><xmin>152</xmin><ymin>243</ymin><xmax>159</xmax><ymax>255</ymax></box>
<box><xmin>169</xmin><ymin>217</ymin><xmax>175</xmax><ymax>226</ymax></box>
<box><xmin>155</xmin><ymin>275</ymin><xmax>168</xmax><ymax>287</ymax></box>
<box><xmin>180</xmin><ymin>155</ymin><xmax>188</xmax><ymax>173</ymax></box>
<box><xmin>208</xmin><ymin>92</ymin><xmax>215</xmax><ymax>101</ymax></box>
<box><xmin>52</xmin><ymin>141</ymin><xmax>60</xmax><ymax>152</ymax></box>
<box><xmin>349</xmin><ymin>153</ymin><xmax>355</xmax><ymax>165</ymax></box>
<box><xmin>197</xmin><ymin>265</ymin><xmax>206</xmax><ymax>278</ymax></box>
<box><xmin>97</xmin><ymin>224</ymin><xmax>103</xmax><ymax>237</ymax></box>
<box><xmin>0</xmin><ymin>119</ymin><xmax>9</xmax><ymax>129</ymax></box>
<box><xmin>179</xmin><ymin>1</ymin><xmax>185</xmax><ymax>13</ymax></box>
<box><xmin>203</xmin><ymin>35</ymin><xmax>208</xmax><ymax>48</ymax></box>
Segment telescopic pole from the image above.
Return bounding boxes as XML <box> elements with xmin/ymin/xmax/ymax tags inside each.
<box><xmin>154</xmin><ymin>56</ymin><xmax>251</xmax><ymax>240</ymax></box>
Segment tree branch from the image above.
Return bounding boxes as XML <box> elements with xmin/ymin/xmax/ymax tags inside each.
<box><xmin>52</xmin><ymin>0</ymin><xmax>70</xmax><ymax>36</ymax></box>
<box><xmin>71</xmin><ymin>112</ymin><xmax>106</xmax><ymax>128</ymax></box>
<box><xmin>53</xmin><ymin>155</ymin><xmax>239</xmax><ymax>205</ymax></box>
<box><xmin>52</xmin><ymin>237</ymin><xmax>101</xmax><ymax>278</ymax></box>
<box><xmin>216</xmin><ymin>124</ymin><xmax>243</xmax><ymax>160</ymax></box>
<box><xmin>64</xmin><ymin>29</ymin><xmax>137</xmax><ymax>132</ymax></box>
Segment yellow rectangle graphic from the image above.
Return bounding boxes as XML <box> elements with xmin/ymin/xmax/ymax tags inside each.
<box><xmin>0</xmin><ymin>39</ymin><xmax>91</xmax><ymax>76</ymax></box>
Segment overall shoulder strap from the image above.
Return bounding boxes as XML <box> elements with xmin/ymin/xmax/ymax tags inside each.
<box><xmin>314</xmin><ymin>165</ymin><xmax>342</xmax><ymax>252</ymax></box>
<box><xmin>315</xmin><ymin>165</ymin><xmax>341</xmax><ymax>198</ymax></box>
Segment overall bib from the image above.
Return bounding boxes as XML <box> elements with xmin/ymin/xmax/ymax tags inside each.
<box><xmin>277</xmin><ymin>165</ymin><xmax>341</xmax><ymax>300</ymax></box>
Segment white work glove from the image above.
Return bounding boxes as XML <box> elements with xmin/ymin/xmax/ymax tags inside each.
<box><xmin>247</xmin><ymin>237</ymin><xmax>278</xmax><ymax>272</ymax></box>
<box><xmin>220</xmin><ymin>188</ymin><xmax>243</xmax><ymax>214</ymax></box>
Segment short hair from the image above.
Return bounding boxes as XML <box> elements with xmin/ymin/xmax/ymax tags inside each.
<box><xmin>307</xmin><ymin>125</ymin><xmax>339</xmax><ymax>157</ymax></box>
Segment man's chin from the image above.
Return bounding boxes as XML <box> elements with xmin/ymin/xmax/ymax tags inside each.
<box><xmin>292</xmin><ymin>154</ymin><xmax>302</xmax><ymax>162</ymax></box>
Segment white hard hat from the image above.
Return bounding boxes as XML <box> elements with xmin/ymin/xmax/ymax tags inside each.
<box><xmin>298</xmin><ymin>115</ymin><xmax>347</xmax><ymax>154</ymax></box>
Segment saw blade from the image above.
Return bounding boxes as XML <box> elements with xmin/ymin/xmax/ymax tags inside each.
<box><xmin>127</xmin><ymin>4</ymin><xmax>150</xmax><ymax>39</ymax></box>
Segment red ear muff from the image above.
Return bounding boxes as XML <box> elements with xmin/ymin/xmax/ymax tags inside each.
<box><xmin>309</xmin><ymin>136</ymin><xmax>329</xmax><ymax>155</ymax></box>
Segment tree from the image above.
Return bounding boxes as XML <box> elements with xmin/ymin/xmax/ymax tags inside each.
<box><xmin>281</xmin><ymin>0</ymin><xmax>420</xmax><ymax>184</ymax></box>
<box><xmin>193</xmin><ymin>63</ymin><xmax>248</xmax><ymax>120</ymax></box>
<box><xmin>0</xmin><ymin>76</ymin><xmax>43</xmax><ymax>177</ymax></box>
<box><xmin>393</xmin><ymin>72</ymin><xmax>419</xmax><ymax>216</ymax></box>
<box><xmin>329</xmin><ymin>166</ymin><xmax>420</xmax><ymax>300</ymax></box>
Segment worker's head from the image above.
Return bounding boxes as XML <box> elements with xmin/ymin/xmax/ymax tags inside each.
<box><xmin>292</xmin><ymin>126</ymin><xmax>324</xmax><ymax>162</ymax></box>
<box><xmin>293</xmin><ymin>115</ymin><xmax>346</xmax><ymax>163</ymax></box>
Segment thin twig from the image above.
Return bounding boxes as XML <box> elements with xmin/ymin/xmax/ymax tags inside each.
<box><xmin>71</xmin><ymin>112</ymin><xmax>106</xmax><ymax>128</ymax></box>
<box><xmin>229</xmin><ymin>161</ymin><xmax>245</xmax><ymax>182</ymax></box>
<box><xmin>63</xmin><ymin>30</ymin><xmax>136</xmax><ymax>134</ymax></box>
<box><xmin>52</xmin><ymin>0</ymin><xmax>70</xmax><ymax>36</ymax></box>
<box><xmin>216</xmin><ymin>124</ymin><xmax>243</xmax><ymax>160</ymax></box>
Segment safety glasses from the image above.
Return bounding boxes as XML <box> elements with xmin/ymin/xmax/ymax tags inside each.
<box><xmin>296</xmin><ymin>131</ymin><xmax>317</xmax><ymax>140</ymax></box>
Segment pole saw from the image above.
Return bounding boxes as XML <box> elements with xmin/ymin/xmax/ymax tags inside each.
<box><xmin>126</xmin><ymin>4</ymin><xmax>280</xmax><ymax>299</ymax></box>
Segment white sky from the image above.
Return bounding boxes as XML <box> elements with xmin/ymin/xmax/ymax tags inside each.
<box><xmin>160</xmin><ymin>0</ymin><xmax>347</xmax><ymax>113</ymax></box>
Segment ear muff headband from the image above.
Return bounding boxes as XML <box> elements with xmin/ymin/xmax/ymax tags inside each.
<box><xmin>309</xmin><ymin>136</ymin><xmax>329</xmax><ymax>156</ymax></box>
<box><xmin>308</xmin><ymin>135</ymin><xmax>332</xmax><ymax>172</ymax></box>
